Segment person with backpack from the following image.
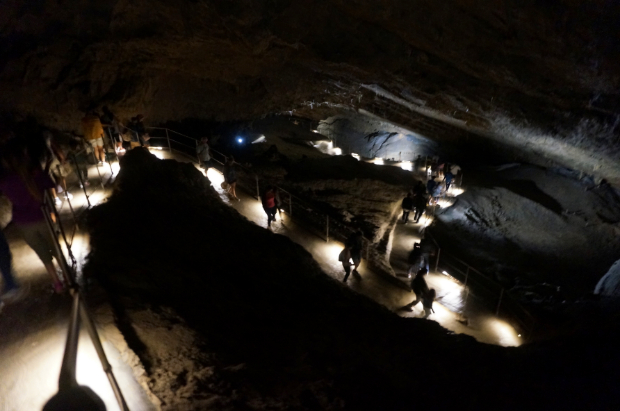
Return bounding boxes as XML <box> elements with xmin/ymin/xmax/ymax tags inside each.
<box><xmin>404</xmin><ymin>268</ymin><xmax>430</xmax><ymax>311</ymax></box>
<box><xmin>401</xmin><ymin>192</ymin><xmax>414</xmax><ymax>223</ymax></box>
<box><xmin>339</xmin><ymin>245</ymin><xmax>353</xmax><ymax>283</ymax></box>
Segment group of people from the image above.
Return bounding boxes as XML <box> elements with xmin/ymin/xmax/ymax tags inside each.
<box><xmin>83</xmin><ymin>106</ymin><xmax>149</xmax><ymax>159</ymax></box>
<box><xmin>400</xmin><ymin>180</ymin><xmax>428</xmax><ymax>223</ymax></box>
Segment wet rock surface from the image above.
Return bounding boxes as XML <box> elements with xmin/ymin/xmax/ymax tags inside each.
<box><xmin>84</xmin><ymin>150</ymin><xmax>620</xmax><ymax>410</ymax></box>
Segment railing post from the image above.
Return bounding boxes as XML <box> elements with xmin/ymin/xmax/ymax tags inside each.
<box><xmin>289</xmin><ymin>193</ymin><xmax>292</xmax><ymax>216</ymax></box>
<box><xmin>496</xmin><ymin>288</ymin><xmax>504</xmax><ymax>316</ymax></box>
<box><xmin>434</xmin><ymin>247</ymin><xmax>441</xmax><ymax>273</ymax></box>
<box><xmin>255</xmin><ymin>176</ymin><xmax>260</xmax><ymax>200</ymax></box>
<box><xmin>71</xmin><ymin>153</ymin><xmax>91</xmax><ymax>208</ymax></box>
<box><xmin>326</xmin><ymin>215</ymin><xmax>329</xmax><ymax>242</ymax></box>
<box><xmin>166</xmin><ymin>128</ymin><xmax>172</xmax><ymax>153</ymax></box>
<box><xmin>464</xmin><ymin>266</ymin><xmax>469</xmax><ymax>288</ymax></box>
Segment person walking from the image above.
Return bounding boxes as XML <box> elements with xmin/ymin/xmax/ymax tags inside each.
<box><xmin>346</xmin><ymin>229</ymin><xmax>364</xmax><ymax>274</ymax></box>
<box><xmin>401</xmin><ymin>192</ymin><xmax>414</xmax><ymax>223</ymax></box>
<box><xmin>101</xmin><ymin>106</ymin><xmax>124</xmax><ymax>154</ymax></box>
<box><xmin>81</xmin><ymin>110</ymin><xmax>106</xmax><ymax>164</ymax></box>
<box><xmin>339</xmin><ymin>245</ymin><xmax>353</xmax><ymax>282</ymax></box>
<box><xmin>0</xmin><ymin>140</ymin><xmax>65</xmax><ymax>293</ymax></box>
<box><xmin>421</xmin><ymin>288</ymin><xmax>436</xmax><ymax>318</ymax></box>
<box><xmin>134</xmin><ymin>114</ymin><xmax>149</xmax><ymax>147</ymax></box>
<box><xmin>196</xmin><ymin>137</ymin><xmax>212</xmax><ymax>171</ymax></box>
<box><xmin>413</xmin><ymin>191</ymin><xmax>427</xmax><ymax>223</ymax></box>
<box><xmin>42</xmin><ymin>130</ymin><xmax>71</xmax><ymax>206</ymax></box>
<box><xmin>443</xmin><ymin>170</ymin><xmax>454</xmax><ymax>191</ymax></box>
<box><xmin>404</xmin><ymin>268</ymin><xmax>429</xmax><ymax>311</ymax></box>
<box><xmin>262</xmin><ymin>186</ymin><xmax>278</xmax><ymax>227</ymax></box>
<box><xmin>223</xmin><ymin>156</ymin><xmax>239</xmax><ymax>200</ymax></box>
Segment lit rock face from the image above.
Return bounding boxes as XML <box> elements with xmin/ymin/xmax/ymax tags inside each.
<box><xmin>595</xmin><ymin>260</ymin><xmax>620</xmax><ymax>297</ymax></box>
<box><xmin>1</xmin><ymin>0</ymin><xmax>619</xmax><ymax>183</ymax></box>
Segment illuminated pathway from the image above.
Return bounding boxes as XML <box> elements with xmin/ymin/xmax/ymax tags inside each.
<box><xmin>0</xmin><ymin>161</ymin><xmax>156</xmax><ymax>411</ymax></box>
<box><xmin>155</xmin><ymin>149</ymin><xmax>522</xmax><ymax>347</ymax></box>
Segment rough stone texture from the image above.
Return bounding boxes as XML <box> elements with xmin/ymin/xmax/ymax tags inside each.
<box><xmin>83</xmin><ymin>149</ymin><xmax>620</xmax><ymax>410</ymax></box>
<box><xmin>595</xmin><ymin>259</ymin><xmax>620</xmax><ymax>297</ymax></box>
<box><xmin>431</xmin><ymin>164</ymin><xmax>620</xmax><ymax>295</ymax></box>
<box><xmin>1</xmin><ymin>0</ymin><xmax>619</xmax><ymax>184</ymax></box>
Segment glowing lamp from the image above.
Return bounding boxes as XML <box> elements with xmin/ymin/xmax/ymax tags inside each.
<box><xmin>333</xmin><ymin>148</ymin><xmax>342</xmax><ymax>155</ymax></box>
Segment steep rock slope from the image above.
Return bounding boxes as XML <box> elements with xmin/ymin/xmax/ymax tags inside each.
<box><xmin>84</xmin><ymin>149</ymin><xmax>620</xmax><ymax>410</ymax></box>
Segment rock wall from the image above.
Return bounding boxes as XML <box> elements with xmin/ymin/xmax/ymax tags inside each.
<box><xmin>1</xmin><ymin>0</ymin><xmax>619</xmax><ymax>184</ymax></box>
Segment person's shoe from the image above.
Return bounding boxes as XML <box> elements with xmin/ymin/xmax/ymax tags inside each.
<box><xmin>54</xmin><ymin>197</ymin><xmax>62</xmax><ymax>206</ymax></box>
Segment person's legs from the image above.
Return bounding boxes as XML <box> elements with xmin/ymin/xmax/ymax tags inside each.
<box><xmin>230</xmin><ymin>182</ymin><xmax>238</xmax><ymax>199</ymax></box>
<box><xmin>18</xmin><ymin>222</ymin><xmax>63</xmax><ymax>291</ymax></box>
<box><xmin>342</xmin><ymin>263</ymin><xmax>351</xmax><ymax>282</ymax></box>
<box><xmin>0</xmin><ymin>230</ymin><xmax>18</xmax><ymax>293</ymax></box>
<box><xmin>352</xmin><ymin>252</ymin><xmax>361</xmax><ymax>271</ymax></box>
<box><xmin>422</xmin><ymin>305</ymin><xmax>432</xmax><ymax>318</ymax></box>
<box><xmin>403</xmin><ymin>210</ymin><xmax>410</xmax><ymax>222</ymax></box>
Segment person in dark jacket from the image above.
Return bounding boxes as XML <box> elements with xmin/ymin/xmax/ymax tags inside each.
<box><xmin>401</xmin><ymin>192</ymin><xmax>414</xmax><ymax>222</ymax></box>
<box><xmin>413</xmin><ymin>192</ymin><xmax>427</xmax><ymax>223</ymax></box>
<box><xmin>346</xmin><ymin>229</ymin><xmax>364</xmax><ymax>273</ymax></box>
<box><xmin>223</xmin><ymin>156</ymin><xmax>239</xmax><ymax>200</ymax></box>
<box><xmin>339</xmin><ymin>245</ymin><xmax>353</xmax><ymax>283</ymax></box>
<box><xmin>404</xmin><ymin>268</ymin><xmax>429</xmax><ymax>311</ymax></box>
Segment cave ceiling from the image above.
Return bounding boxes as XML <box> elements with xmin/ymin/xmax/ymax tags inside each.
<box><xmin>1</xmin><ymin>0</ymin><xmax>619</xmax><ymax>183</ymax></box>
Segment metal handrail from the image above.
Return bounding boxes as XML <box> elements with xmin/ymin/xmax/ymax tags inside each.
<box><xmin>42</xmin><ymin>190</ymin><xmax>130</xmax><ymax>410</ymax></box>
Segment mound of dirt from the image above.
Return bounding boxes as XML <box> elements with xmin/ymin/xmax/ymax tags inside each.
<box><xmin>84</xmin><ymin>150</ymin><xmax>620</xmax><ymax>410</ymax></box>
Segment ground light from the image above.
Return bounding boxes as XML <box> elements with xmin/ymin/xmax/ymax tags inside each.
<box><xmin>448</xmin><ymin>187</ymin><xmax>464</xmax><ymax>196</ymax></box>
<box><xmin>351</xmin><ymin>153</ymin><xmax>360</xmax><ymax>161</ymax></box>
<box><xmin>399</xmin><ymin>161</ymin><xmax>412</xmax><ymax>171</ymax></box>
<box><xmin>333</xmin><ymin>147</ymin><xmax>342</xmax><ymax>155</ymax></box>
<box><xmin>373</xmin><ymin>157</ymin><xmax>384</xmax><ymax>165</ymax></box>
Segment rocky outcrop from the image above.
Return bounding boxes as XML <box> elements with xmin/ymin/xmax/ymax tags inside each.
<box><xmin>595</xmin><ymin>260</ymin><xmax>620</xmax><ymax>297</ymax></box>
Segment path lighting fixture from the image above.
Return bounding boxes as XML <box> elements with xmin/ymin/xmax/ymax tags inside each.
<box><xmin>312</xmin><ymin>130</ymin><xmax>319</xmax><ymax>133</ymax></box>
<box><xmin>374</xmin><ymin>157</ymin><xmax>384</xmax><ymax>165</ymax></box>
<box><xmin>333</xmin><ymin>147</ymin><xmax>342</xmax><ymax>155</ymax></box>
<box><xmin>442</xmin><ymin>271</ymin><xmax>449</xmax><ymax>275</ymax></box>
<box><xmin>400</xmin><ymin>161</ymin><xmax>413</xmax><ymax>171</ymax></box>
<box><xmin>351</xmin><ymin>153</ymin><xmax>360</xmax><ymax>161</ymax></box>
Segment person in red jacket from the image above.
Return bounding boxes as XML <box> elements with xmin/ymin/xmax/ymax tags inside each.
<box><xmin>262</xmin><ymin>185</ymin><xmax>278</xmax><ymax>227</ymax></box>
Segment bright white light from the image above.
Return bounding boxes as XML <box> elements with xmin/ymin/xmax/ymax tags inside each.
<box><xmin>312</xmin><ymin>130</ymin><xmax>319</xmax><ymax>133</ymax></box>
<box><xmin>374</xmin><ymin>157</ymin><xmax>384</xmax><ymax>165</ymax></box>
<box><xmin>448</xmin><ymin>187</ymin><xmax>464</xmax><ymax>196</ymax></box>
<box><xmin>151</xmin><ymin>147</ymin><xmax>163</xmax><ymax>150</ymax></box>
<box><xmin>487</xmin><ymin>318</ymin><xmax>521</xmax><ymax>347</ymax></box>
<box><xmin>437</xmin><ymin>198</ymin><xmax>454</xmax><ymax>208</ymax></box>
<box><xmin>442</xmin><ymin>271</ymin><xmax>449</xmax><ymax>275</ymax></box>
<box><xmin>333</xmin><ymin>147</ymin><xmax>342</xmax><ymax>155</ymax></box>
<box><xmin>237</xmin><ymin>137</ymin><xmax>244</xmax><ymax>144</ymax></box>
<box><xmin>251</xmin><ymin>135</ymin><xmax>266</xmax><ymax>144</ymax></box>
<box><xmin>399</xmin><ymin>161</ymin><xmax>412</xmax><ymax>171</ymax></box>
<box><xmin>518</xmin><ymin>334</ymin><xmax>522</xmax><ymax>337</ymax></box>
<box><xmin>351</xmin><ymin>153</ymin><xmax>360</xmax><ymax>161</ymax></box>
